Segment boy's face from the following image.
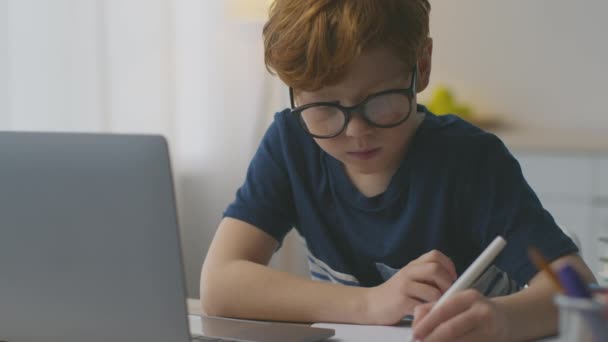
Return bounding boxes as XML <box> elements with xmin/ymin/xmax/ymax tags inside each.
<box><xmin>294</xmin><ymin>45</ymin><xmax>431</xmax><ymax>176</ymax></box>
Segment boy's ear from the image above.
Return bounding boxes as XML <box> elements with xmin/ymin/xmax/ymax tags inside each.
<box><xmin>416</xmin><ymin>37</ymin><xmax>433</xmax><ymax>93</ymax></box>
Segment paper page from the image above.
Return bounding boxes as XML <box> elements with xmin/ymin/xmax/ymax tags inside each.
<box><xmin>188</xmin><ymin>315</ymin><xmax>203</xmax><ymax>335</ymax></box>
<box><xmin>311</xmin><ymin>322</ymin><xmax>412</xmax><ymax>341</ymax></box>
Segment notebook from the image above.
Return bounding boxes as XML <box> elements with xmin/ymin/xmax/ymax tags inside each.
<box><xmin>311</xmin><ymin>322</ymin><xmax>412</xmax><ymax>341</ymax></box>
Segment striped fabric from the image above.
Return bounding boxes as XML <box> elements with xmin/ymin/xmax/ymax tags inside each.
<box><xmin>308</xmin><ymin>253</ymin><xmax>360</xmax><ymax>286</ymax></box>
<box><xmin>374</xmin><ymin>262</ymin><xmax>521</xmax><ymax>297</ymax></box>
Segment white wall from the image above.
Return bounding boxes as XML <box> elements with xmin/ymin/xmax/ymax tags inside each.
<box><xmin>6</xmin><ymin>0</ymin><xmax>105</xmax><ymax>130</ymax></box>
<box><xmin>173</xmin><ymin>1</ymin><xmax>292</xmax><ymax>297</ymax></box>
<box><xmin>423</xmin><ymin>0</ymin><xmax>608</xmax><ymax>132</ymax></box>
<box><xmin>105</xmin><ymin>0</ymin><xmax>175</xmax><ymax>137</ymax></box>
<box><xmin>0</xmin><ymin>0</ymin><xmax>286</xmax><ymax>298</ymax></box>
<box><xmin>0</xmin><ymin>0</ymin><xmax>9</xmax><ymax>128</ymax></box>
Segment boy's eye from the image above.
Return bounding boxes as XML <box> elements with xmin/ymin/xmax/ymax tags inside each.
<box><xmin>300</xmin><ymin>106</ymin><xmax>345</xmax><ymax>136</ymax></box>
<box><xmin>364</xmin><ymin>93</ymin><xmax>411</xmax><ymax>125</ymax></box>
<box><xmin>301</xmin><ymin>106</ymin><xmax>341</xmax><ymax>121</ymax></box>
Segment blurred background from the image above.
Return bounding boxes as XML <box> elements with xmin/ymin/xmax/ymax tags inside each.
<box><xmin>1</xmin><ymin>0</ymin><xmax>607</xmax><ymax>297</ymax></box>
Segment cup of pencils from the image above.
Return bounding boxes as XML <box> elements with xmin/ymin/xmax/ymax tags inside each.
<box><xmin>554</xmin><ymin>294</ymin><xmax>607</xmax><ymax>342</ymax></box>
<box><xmin>529</xmin><ymin>247</ymin><xmax>608</xmax><ymax>342</ymax></box>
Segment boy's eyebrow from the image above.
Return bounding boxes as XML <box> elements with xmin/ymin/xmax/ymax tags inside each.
<box><xmin>368</xmin><ymin>74</ymin><xmax>411</xmax><ymax>92</ymax></box>
<box><xmin>346</xmin><ymin>75</ymin><xmax>412</xmax><ymax>100</ymax></box>
<box><xmin>296</xmin><ymin>72</ymin><xmax>411</xmax><ymax>105</ymax></box>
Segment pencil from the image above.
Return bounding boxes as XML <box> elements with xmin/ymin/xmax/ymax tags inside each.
<box><xmin>527</xmin><ymin>246</ymin><xmax>563</xmax><ymax>293</ymax></box>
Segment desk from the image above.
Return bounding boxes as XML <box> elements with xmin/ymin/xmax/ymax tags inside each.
<box><xmin>186</xmin><ymin>298</ymin><xmax>559</xmax><ymax>341</ymax></box>
<box><xmin>187</xmin><ymin>298</ymin><xmax>206</xmax><ymax>337</ymax></box>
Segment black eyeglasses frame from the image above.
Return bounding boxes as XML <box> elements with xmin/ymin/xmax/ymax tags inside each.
<box><xmin>288</xmin><ymin>65</ymin><xmax>418</xmax><ymax>139</ymax></box>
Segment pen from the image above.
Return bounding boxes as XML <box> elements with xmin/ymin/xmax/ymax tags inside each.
<box><xmin>409</xmin><ymin>236</ymin><xmax>507</xmax><ymax>342</ymax></box>
<box><xmin>527</xmin><ymin>247</ymin><xmax>563</xmax><ymax>293</ymax></box>
<box><xmin>433</xmin><ymin>236</ymin><xmax>507</xmax><ymax>308</ymax></box>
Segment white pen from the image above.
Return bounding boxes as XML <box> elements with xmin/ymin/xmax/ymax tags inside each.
<box><xmin>408</xmin><ymin>236</ymin><xmax>507</xmax><ymax>342</ymax></box>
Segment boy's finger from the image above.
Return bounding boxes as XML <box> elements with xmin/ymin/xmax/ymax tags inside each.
<box><xmin>412</xmin><ymin>302</ymin><xmax>433</xmax><ymax>327</ymax></box>
<box><xmin>406</xmin><ymin>282</ymin><xmax>442</xmax><ymax>303</ymax></box>
<box><xmin>409</xmin><ymin>262</ymin><xmax>454</xmax><ymax>292</ymax></box>
<box><xmin>414</xmin><ymin>250</ymin><xmax>457</xmax><ymax>279</ymax></box>
<box><xmin>418</xmin><ymin>307</ymin><xmax>479</xmax><ymax>342</ymax></box>
<box><xmin>412</xmin><ymin>289</ymin><xmax>482</xmax><ymax>338</ymax></box>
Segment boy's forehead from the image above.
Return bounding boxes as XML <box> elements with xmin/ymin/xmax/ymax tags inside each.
<box><xmin>297</xmin><ymin>47</ymin><xmax>411</xmax><ymax>97</ymax></box>
<box><xmin>309</xmin><ymin>73</ymin><xmax>408</xmax><ymax>98</ymax></box>
<box><xmin>298</xmin><ymin>57</ymin><xmax>411</xmax><ymax>100</ymax></box>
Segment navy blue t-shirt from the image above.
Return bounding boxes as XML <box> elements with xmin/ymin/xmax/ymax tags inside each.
<box><xmin>224</xmin><ymin>105</ymin><xmax>578</xmax><ymax>289</ymax></box>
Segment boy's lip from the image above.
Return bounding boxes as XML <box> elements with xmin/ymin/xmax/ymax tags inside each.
<box><xmin>347</xmin><ymin>147</ymin><xmax>381</xmax><ymax>160</ymax></box>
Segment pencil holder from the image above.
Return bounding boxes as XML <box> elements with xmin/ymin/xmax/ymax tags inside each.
<box><xmin>554</xmin><ymin>295</ymin><xmax>608</xmax><ymax>342</ymax></box>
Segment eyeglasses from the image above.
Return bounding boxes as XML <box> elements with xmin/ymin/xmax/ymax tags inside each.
<box><xmin>289</xmin><ymin>65</ymin><xmax>417</xmax><ymax>139</ymax></box>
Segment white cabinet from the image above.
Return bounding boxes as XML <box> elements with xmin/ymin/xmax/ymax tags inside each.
<box><xmin>516</xmin><ymin>154</ymin><xmax>593</xmax><ymax>200</ymax></box>
<box><xmin>593</xmin><ymin>206</ymin><xmax>608</xmax><ymax>237</ymax></box>
<box><xmin>592</xmin><ymin>208</ymin><xmax>608</xmax><ymax>282</ymax></box>
<box><xmin>595</xmin><ymin>158</ymin><xmax>608</xmax><ymax>198</ymax></box>
<box><xmin>592</xmin><ymin>158</ymin><xmax>608</xmax><ymax>283</ymax></box>
<box><xmin>512</xmin><ymin>151</ymin><xmax>607</xmax><ymax>283</ymax></box>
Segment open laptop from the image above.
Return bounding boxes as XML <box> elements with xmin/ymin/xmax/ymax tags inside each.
<box><xmin>0</xmin><ymin>132</ymin><xmax>334</xmax><ymax>342</ymax></box>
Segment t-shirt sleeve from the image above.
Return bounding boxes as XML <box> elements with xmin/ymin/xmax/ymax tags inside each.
<box><xmin>460</xmin><ymin>135</ymin><xmax>579</xmax><ymax>287</ymax></box>
<box><xmin>223</xmin><ymin>115</ymin><xmax>296</xmax><ymax>242</ymax></box>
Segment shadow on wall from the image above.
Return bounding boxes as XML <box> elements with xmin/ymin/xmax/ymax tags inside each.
<box><xmin>270</xmin><ymin>230</ymin><xmax>311</xmax><ymax>279</ymax></box>
<box><xmin>177</xmin><ymin>170</ymin><xmax>311</xmax><ymax>297</ymax></box>
<box><xmin>175</xmin><ymin>169</ymin><xmax>238</xmax><ymax>298</ymax></box>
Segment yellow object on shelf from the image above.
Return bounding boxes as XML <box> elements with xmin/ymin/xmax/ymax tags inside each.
<box><xmin>425</xmin><ymin>85</ymin><xmax>473</xmax><ymax>121</ymax></box>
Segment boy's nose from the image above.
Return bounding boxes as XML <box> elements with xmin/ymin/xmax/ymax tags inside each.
<box><xmin>344</xmin><ymin>113</ymin><xmax>373</xmax><ymax>138</ymax></box>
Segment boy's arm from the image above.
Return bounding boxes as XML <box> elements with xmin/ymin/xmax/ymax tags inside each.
<box><xmin>201</xmin><ymin>217</ymin><xmax>458</xmax><ymax>324</ymax></box>
<box><xmin>493</xmin><ymin>253</ymin><xmax>596</xmax><ymax>341</ymax></box>
<box><xmin>200</xmin><ymin>217</ymin><xmax>369</xmax><ymax>323</ymax></box>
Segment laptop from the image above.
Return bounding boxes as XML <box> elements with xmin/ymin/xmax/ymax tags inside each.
<box><xmin>0</xmin><ymin>132</ymin><xmax>334</xmax><ymax>342</ymax></box>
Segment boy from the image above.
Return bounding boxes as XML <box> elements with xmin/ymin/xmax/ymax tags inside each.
<box><xmin>201</xmin><ymin>1</ymin><xmax>596</xmax><ymax>341</ymax></box>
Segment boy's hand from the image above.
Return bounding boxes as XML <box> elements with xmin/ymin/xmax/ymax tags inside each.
<box><xmin>411</xmin><ymin>289</ymin><xmax>510</xmax><ymax>342</ymax></box>
<box><xmin>365</xmin><ymin>250</ymin><xmax>457</xmax><ymax>325</ymax></box>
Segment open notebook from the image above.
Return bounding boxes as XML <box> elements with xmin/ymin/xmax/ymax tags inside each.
<box><xmin>311</xmin><ymin>322</ymin><xmax>412</xmax><ymax>341</ymax></box>
<box><xmin>311</xmin><ymin>322</ymin><xmax>560</xmax><ymax>342</ymax></box>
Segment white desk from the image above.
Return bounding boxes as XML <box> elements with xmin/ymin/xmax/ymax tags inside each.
<box><xmin>186</xmin><ymin>298</ymin><xmax>559</xmax><ymax>341</ymax></box>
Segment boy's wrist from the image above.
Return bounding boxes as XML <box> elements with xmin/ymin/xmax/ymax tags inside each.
<box><xmin>358</xmin><ymin>284</ymin><xmax>397</xmax><ymax>325</ymax></box>
<box><xmin>492</xmin><ymin>299</ymin><xmax>516</xmax><ymax>342</ymax></box>
<box><xmin>492</xmin><ymin>294</ymin><xmax>556</xmax><ymax>342</ymax></box>
<box><xmin>317</xmin><ymin>283</ymin><xmax>374</xmax><ymax>324</ymax></box>
<box><xmin>352</xmin><ymin>286</ymin><xmax>375</xmax><ymax>324</ymax></box>
<box><xmin>343</xmin><ymin>285</ymin><xmax>378</xmax><ymax>325</ymax></box>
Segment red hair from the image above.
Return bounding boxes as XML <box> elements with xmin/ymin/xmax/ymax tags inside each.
<box><xmin>263</xmin><ymin>0</ymin><xmax>431</xmax><ymax>91</ymax></box>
